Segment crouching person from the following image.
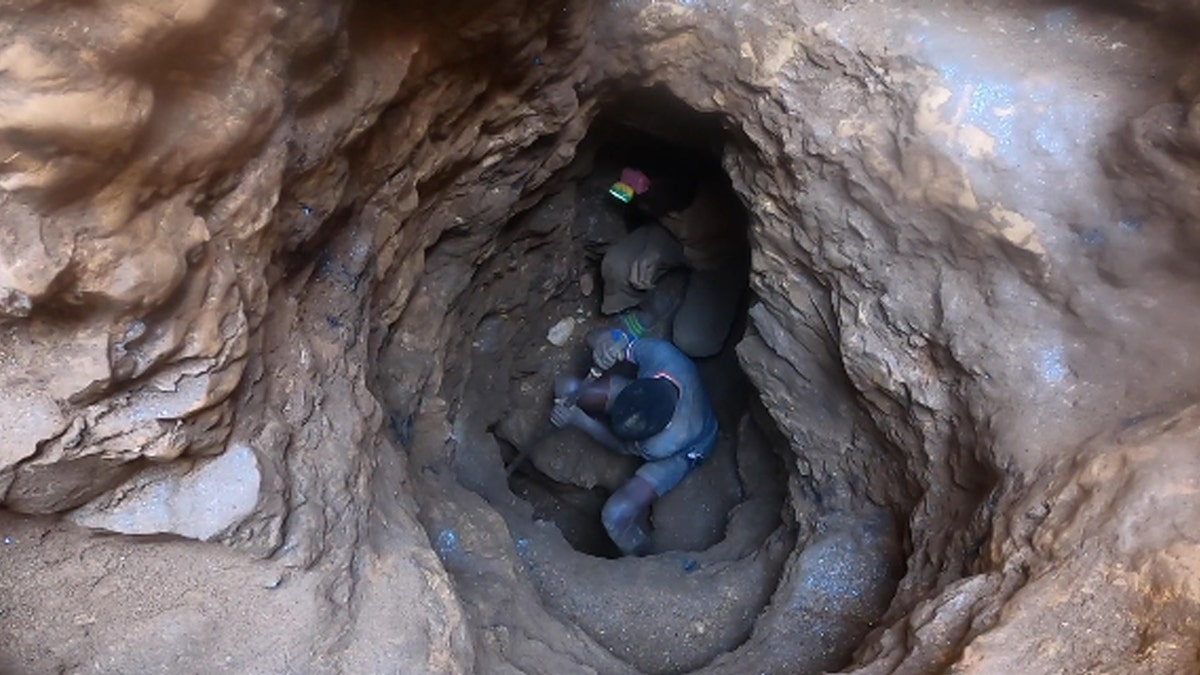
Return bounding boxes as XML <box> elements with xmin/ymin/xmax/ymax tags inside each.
<box><xmin>550</xmin><ymin>328</ymin><xmax>718</xmax><ymax>555</ymax></box>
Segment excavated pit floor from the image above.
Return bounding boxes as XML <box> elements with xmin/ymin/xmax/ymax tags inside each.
<box><xmin>389</xmin><ymin>123</ymin><xmax>910</xmax><ymax>673</ymax></box>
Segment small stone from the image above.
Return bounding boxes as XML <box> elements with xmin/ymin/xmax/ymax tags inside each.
<box><xmin>0</xmin><ymin>288</ymin><xmax>32</xmax><ymax>318</ymax></box>
<box><xmin>579</xmin><ymin>273</ymin><xmax>594</xmax><ymax>297</ymax></box>
<box><xmin>435</xmin><ymin>529</ymin><xmax>459</xmax><ymax>559</ymax></box>
<box><xmin>547</xmin><ymin>317</ymin><xmax>576</xmax><ymax>346</ymax></box>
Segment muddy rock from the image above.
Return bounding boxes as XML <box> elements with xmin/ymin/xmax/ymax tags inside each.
<box><xmin>68</xmin><ymin>444</ymin><xmax>261</xmax><ymax>540</ymax></box>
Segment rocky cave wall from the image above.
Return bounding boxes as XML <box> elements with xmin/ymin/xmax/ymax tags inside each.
<box><xmin>1</xmin><ymin>0</ymin><xmax>1200</xmax><ymax>673</ymax></box>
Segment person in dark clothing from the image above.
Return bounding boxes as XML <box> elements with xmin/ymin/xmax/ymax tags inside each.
<box><xmin>550</xmin><ymin>328</ymin><xmax>718</xmax><ymax>555</ymax></box>
<box><xmin>602</xmin><ymin>165</ymin><xmax>749</xmax><ymax>359</ymax></box>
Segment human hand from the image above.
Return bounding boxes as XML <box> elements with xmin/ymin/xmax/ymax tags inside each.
<box><xmin>550</xmin><ymin>401</ymin><xmax>582</xmax><ymax>429</ymax></box>
<box><xmin>591</xmin><ymin>329</ymin><xmax>630</xmax><ymax>370</ymax></box>
<box><xmin>629</xmin><ymin>251</ymin><xmax>661</xmax><ymax>290</ymax></box>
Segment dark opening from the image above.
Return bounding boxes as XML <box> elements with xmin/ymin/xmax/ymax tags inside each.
<box><xmin>385</xmin><ymin>87</ymin><xmax>913</xmax><ymax>674</ymax></box>
<box><xmin>494</xmin><ymin>113</ymin><xmax>781</xmax><ymax>560</ymax></box>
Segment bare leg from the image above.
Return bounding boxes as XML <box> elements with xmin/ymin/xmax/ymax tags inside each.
<box><xmin>602</xmin><ymin>475</ymin><xmax>657</xmax><ymax>556</ymax></box>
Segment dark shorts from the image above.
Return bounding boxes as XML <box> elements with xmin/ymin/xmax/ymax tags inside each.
<box><xmin>634</xmin><ymin>420</ymin><xmax>719</xmax><ymax>496</ymax></box>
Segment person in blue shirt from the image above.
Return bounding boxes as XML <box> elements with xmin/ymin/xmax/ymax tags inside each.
<box><xmin>550</xmin><ymin>328</ymin><xmax>719</xmax><ymax>555</ymax></box>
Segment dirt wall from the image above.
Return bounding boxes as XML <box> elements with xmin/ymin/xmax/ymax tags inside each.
<box><xmin>1</xmin><ymin>0</ymin><xmax>1199</xmax><ymax>672</ymax></box>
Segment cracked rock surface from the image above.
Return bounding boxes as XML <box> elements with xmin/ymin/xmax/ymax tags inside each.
<box><xmin>1</xmin><ymin>0</ymin><xmax>1199</xmax><ymax>673</ymax></box>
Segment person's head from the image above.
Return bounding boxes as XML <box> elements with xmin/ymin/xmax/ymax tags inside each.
<box><xmin>608</xmin><ymin>167</ymin><xmax>652</xmax><ymax>204</ymax></box>
<box><xmin>608</xmin><ymin>376</ymin><xmax>679</xmax><ymax>441</ymax></box>
<box><xmin>607</xmin><ymin>163</ymin><xmax>700</xmax><ymax>218</ymax></box>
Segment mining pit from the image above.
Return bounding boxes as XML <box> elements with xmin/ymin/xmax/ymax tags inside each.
<box><xmin>0</xmin><ymin>0</ymin><xmax>1199</xmax><ymax>673</ymax></box>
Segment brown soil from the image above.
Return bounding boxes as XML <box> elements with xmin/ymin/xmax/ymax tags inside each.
<box><xmin>1</xmin><ymin>0</ymin><xmax>1199</xmax><ymax>673</ymax></box>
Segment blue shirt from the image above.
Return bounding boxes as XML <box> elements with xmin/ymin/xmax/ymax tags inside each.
<box><xmin>624</xmin><ymin>338</ymin><xmax>718</xmax><ymax>461</ymax></box>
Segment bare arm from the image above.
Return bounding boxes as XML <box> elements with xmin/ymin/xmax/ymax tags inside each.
<box><xmin>552</xmin><ymin>400</ymin><xmax>636</xmax><ymax>455</ymax></box>
<box><xmin>568</xmin><ymin>410</ymin><xmax>635</xmax><ymax>456</ymax></box>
